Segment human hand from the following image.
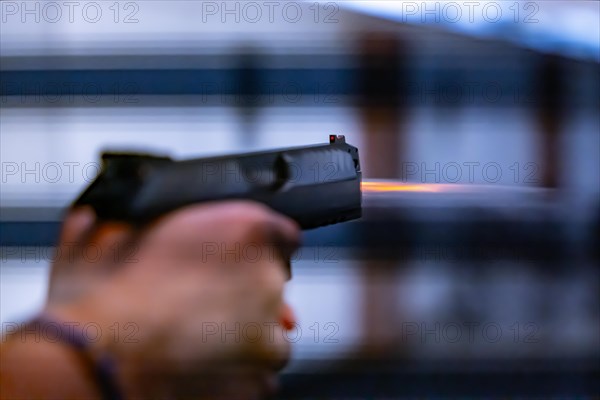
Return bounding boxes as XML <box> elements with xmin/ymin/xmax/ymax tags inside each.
<box><xmin>46</xmin><ymin>201</ymin><xmax>300</xmax><ymax>399</ymax></box>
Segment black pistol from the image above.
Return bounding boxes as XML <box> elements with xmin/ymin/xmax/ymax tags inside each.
<box><xmin>74</xmin><ymin>135</ymin><xmax>362</xmax><ymax>229</ymax></box>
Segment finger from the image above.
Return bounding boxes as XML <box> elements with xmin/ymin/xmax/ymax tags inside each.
<box><xmin>85</xmin><ymin>222</ymin><xmax>136</xmax><ymax>269</ymax></box>
<box><xmin>49</xmin><ymin>207</ymin><xmax>96</xmax><ymax>300</ymax></box>
<box><xmin>53</xmin><ymin>206</ymin><xmax>96</xmax><ymax>267</ymax></box>
<box><xmin>191</xmin><ymin>200</ymin><xmax>301</xmax><ymax>250</ymax></box>
<box><xmin>259</xmin><ymin>218</ymin><xmax>300</xmax><ymax>281</ymax></box>
<box><xmin>48</xmin><ymin>209</ymin><xmax>138</xmax><ymax>303</ymax></box>
<box><xmin>262</xmin><ymin>212</ymin><xmax>301</xmax><ymax>255</ymax></box>
<box><xmin>55</xmin><ymin>208</ymin><xmax>132</xmax><ymax>266</ymax></box>
<box><xmin>254</xmin><ymin>315</ymin><xmax>292</xmax><ymax>372</ymax></box>
<box><xmin>135</xmin><ymin>201</ymin><xmax>301</xmax><ymax>266</ymax></box>
<box><xmin>243</xmin><ymin>285</ymin><xmax>295</xmax><ymax>370</ymax></box>
<box><xmin>58</xmin><ymin>206</ymin><xmax>95</xmax><ymax>247</ymax></box>
<box><xmin>228</xmin><ymin>203</ymin><xmax>300</xmax><ymax>280</ymax></box>
<box><xmin>280</xmin><ymin>303</ymin><xmax>297</xmax><ymax>331</ymax></box>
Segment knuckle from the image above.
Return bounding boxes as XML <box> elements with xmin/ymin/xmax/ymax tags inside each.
<box><xmin>226</xmin><ymin>201</ymin><xmax>273</xmax><ymax>221</ymax></box>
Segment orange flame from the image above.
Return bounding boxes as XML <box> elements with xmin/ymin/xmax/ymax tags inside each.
<box><xmin>360</xmin><ymin>181</ymin><xmax>443</xmax><ymax>193</ymax></box>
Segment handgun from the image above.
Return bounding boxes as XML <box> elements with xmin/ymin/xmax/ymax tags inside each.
<box><xmin>74</xmin><ymin>135</ymin><xmax>362</xmax><ymax>229</ymax></box>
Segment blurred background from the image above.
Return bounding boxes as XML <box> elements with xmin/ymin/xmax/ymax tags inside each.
<box><xmin>1</xmin><ymin>1</ymin><xmax>599</xmax><ymax>398</ymax></box>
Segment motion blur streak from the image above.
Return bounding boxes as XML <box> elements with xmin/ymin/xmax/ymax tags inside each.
<box><xmin>361</xmin><ymin>180</ymin><xmax>478</xmax><ymax>193</ymax></box>
<box><xmin>362</xmin><ymin>181</ymin><xmax>445</xmax><ymax>193</ymax></box>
